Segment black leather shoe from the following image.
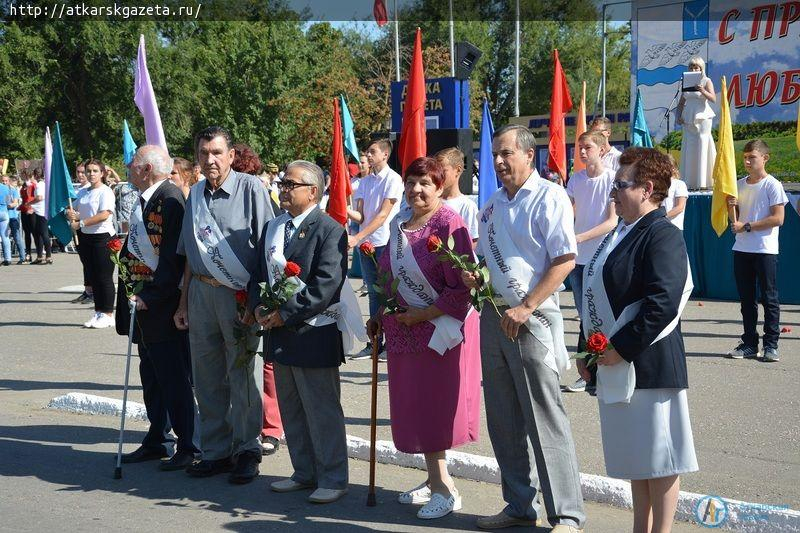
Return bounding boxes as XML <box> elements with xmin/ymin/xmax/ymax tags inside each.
<box><xmin>159</xmin><ymin>451</ymin><xmax>196</xmax><ymax>471</ymax></box>
<box><xmin>185</xmin><ymin>457</ymin><xmax>235</xmax><ymax>477</ymax></box>
<box><xmin>120</xmin><ymin>446</ymin><xmax>169</xmax><ymax>464</ymax></box>
<box><xmin>228</xmin><ymin>451</ymin><xmax>261</xmax><ymax>484</ymax></box>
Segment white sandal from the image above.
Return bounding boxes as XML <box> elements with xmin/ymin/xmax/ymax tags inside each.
<box><xmin>398</xmin><ymin>481</ymin><xmax>432</xmax><ymax>504</ymax></box>
<box><xmin>417</xmin><ymin>490</ymin><xmax>461</xmax><ymax>519</ymax></box>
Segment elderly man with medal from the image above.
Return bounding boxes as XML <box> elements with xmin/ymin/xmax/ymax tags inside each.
<box><xmin>464</xmin><ymin>125</ymin><xmax>585</xmax><ymax>533</ymax></box>
<box><xmin>249</xmin><ymin>160</ymin><xmax>363</xmax><ymax>504</ymax></box>
<box><xmin>174</xmin><ymin>126</ymin><xmax>274</xmax><ymax>485</ymax></box>
<box><xmin>114</xmin><ymin>145</ymin><xmax>199</xmax><ymax>470</ymax></box>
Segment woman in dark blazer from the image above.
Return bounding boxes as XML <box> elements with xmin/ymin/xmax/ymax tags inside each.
<box><xmin>578</xmin><ymin>148</ymin><xmax>697</xmax><ymax>533</ymax></box>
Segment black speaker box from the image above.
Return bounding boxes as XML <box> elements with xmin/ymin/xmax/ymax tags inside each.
<box><xmin>387</xmin><ymin>128</ymin><xmax>474</xmax><ymax>194</ymax></box>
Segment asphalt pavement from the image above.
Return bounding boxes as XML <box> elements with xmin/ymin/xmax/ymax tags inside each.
<box><xmin>1</xmin><ymin>253</ymin><xmax>797</xmax><ymax>531</ymax></box>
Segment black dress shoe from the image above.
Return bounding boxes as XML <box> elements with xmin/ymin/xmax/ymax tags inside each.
<box><xmin>120</xmin><ymin>446</ymin><xmax>169</xmax><ymax>464</ymax></box>
<box><xmin>159</xmin><ymin>451</ymin><xmax>196</xmax><ymax>471</ymax></box>
<box><xmin>228</xmin><ymin>451</ymin><xmax>261</xmax><ymax>484</ymax></box>
<box><xmin>185</xmin><ymin>456</ymin><xmax>235</xmax><ymax>477</ymax></box>
<box><xmin>260</xmin><ymin>436</ymin><xmax>280</xmax><ymax>456</ymax></box>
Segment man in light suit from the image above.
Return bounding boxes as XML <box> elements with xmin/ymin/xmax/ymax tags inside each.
<box><xmin>249</xmin><ymin>160</ymin><xmax>349</xmax><ymax>504</ymax></box>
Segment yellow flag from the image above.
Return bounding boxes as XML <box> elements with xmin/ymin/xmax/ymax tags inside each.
<box><xmin>711</xmin><ymin>76</ymin><xmax>738</xmax><ymax>237</ymax></box>
<box><xmin>573</xmin><ymin>81</ymin><xmax>588</xmax><ymax>173</ymax></box>
<box><xmin>796</xmin><ymin>101</ymin><xmax>800</xmax><ymax>152</ymax></box>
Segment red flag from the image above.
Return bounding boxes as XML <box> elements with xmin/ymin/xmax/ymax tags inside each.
<box><xmin>547</xmin><ymin>49</ymin><xmax>573</xmax><ymax>180</ymax></box>
<box><xmin>328</xmin><ymin>98</ymin><xmax>351</xmax><ymax>225</ymax></box>
<box><xmin>373</xmin><ymin>0</ymin><xmax>388</xmax><ymax>26</ymax></box>
<box><xmin>398</xmin><ymin>28</ymin><xmax>427</xmax><ymax>175</ymax></box>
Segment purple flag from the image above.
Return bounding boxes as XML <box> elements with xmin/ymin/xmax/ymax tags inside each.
<box><xmin>43</xmin><ymin>127</ymin><xmax>52</xmax><ymax>219</ymax></box>
<box><xmin>134</xmin><ymin>34</ymin><xmax>168</xmax><ymax>153</ymax></box>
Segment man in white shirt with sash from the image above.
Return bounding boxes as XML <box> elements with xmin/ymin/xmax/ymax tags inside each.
<box><xmin>465</xmin><ymin>125</ymin><xmax>586</xmax><ymax>532</ymax></box>
<box><xmin>174</xmin><ymin>126</ymin><xmax>274</xmax><ymax>484</ymax></box>
<box><xmin>249</xmin><ymin>161</ymin><xmax>353</xmax><ymax>504</ymax></box>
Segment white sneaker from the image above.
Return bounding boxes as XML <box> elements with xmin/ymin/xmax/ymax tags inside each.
<box><xmin>84</xmin><ymin>313</ymin><xmax>101</xmax><ymax>328</ymax></box>
<box><xmin>90</xmin><ymin>313</ymin><xmax>115</xmax><ymax>329</ymax></box>
<box><xmin>417</xmin><ymin>490</ymin><xmax>461</xmax><ymax>519</ymax></box>
<box><xmin>398</xmin><ymin>481</ymin><xmax>432</xmax><ymax>504</ymax></box>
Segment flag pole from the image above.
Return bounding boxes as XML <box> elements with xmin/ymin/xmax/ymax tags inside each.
<box><xmin>366</xmin><ymin>334</ymin><xmax>379</xmax><ymax>506</ymax></box>
<box><xmin>449</xmin><ymin>0</ymin><xmax>455</xmax><ymax>77</ymax></box>
<box><xmin>393</xmin><ymin>0</ymin><xmax>400</xmax><ymax>82</ymax></box>
<box><xmin>514</xmin><ymin>0</ymin><xmax>520</xmax><ymax>117</ymax></box>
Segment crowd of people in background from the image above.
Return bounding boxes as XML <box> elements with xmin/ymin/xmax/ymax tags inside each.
<box><xmin>1</xmin><ymin>113</ymin><xmax>790</xmax><ymax>532</ymax></box>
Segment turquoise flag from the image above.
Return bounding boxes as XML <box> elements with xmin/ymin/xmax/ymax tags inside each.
<box><xmin>631</xmin><ymin>89</ymin><xmax>653</xmax><ymax>148</ymax></box>
<box><xmin>47</xmin><ymin>121</ymin><xmax>77</xmax><ymax>246</ymax></box>
<box><xmin>123</xmin><ymin>119</ymin><xmax>138</xmax><ymax>165</ymax></box>
<box><xmin>478</xmin><ymin>100</ymin><xmax>499</xmax><ymax>208</ymax></box>
<box><xmin>340</xmin><ymin>95</ymin><xmax>359</xmax><ymax>162</ymax></box>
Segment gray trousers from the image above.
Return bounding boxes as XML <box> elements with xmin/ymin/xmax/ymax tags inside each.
<box><xmin>480</xmin><ymin>306</ymin><xmax>586</xmax><ymax>528</ymax></box>
<box><xmin>274</xmin><ymin>362</ymin><xmax>349</xmax><ymax>490</ymax></box>
<box><xmin>188</xmin><ymin>279</ymin><xmax>262</xmax><ymax>460</ymax></box>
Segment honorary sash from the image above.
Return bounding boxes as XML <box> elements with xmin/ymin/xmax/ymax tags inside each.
<box><xmin>190</xmin><ymin>180</ymin><xmax>250</xmax><ymax>290</ymax></box>
<box><xmin>127</xmin><ymin>202</ymin><xmax>159</xmax><ymax>271</ymax></box>
<box><xmin>263</xmin><ymin>211</ymin><xmax>366</xmax><ymax>354</ymax></box>
<box><xmin>583</xmin><ymin>221</ymin><xmax>693</xmax><ymax>404</ymax></box>
<box><xmin>388</xmin><ymin>211</ymin><xmax>469</xmax><ymax>356</ymax></box>
<box><xmin>478</xmin><ymin>183</ymin><xmax>571</xmax><ymax>376</ymax></box>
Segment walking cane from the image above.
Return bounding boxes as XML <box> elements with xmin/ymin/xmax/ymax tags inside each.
<box><xmin>366</xmin><ymin>333</ymin><xmax>379</xmax><ymax>507</ymax></box>
<box><xmin>114</xmin><ymin>301</ymin><xmax>137</xmax><ymax>479</ymax></box>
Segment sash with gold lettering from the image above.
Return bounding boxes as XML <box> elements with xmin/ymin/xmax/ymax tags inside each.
<box><xmin>478</xmin><ymin>184</ymin><xmax>570</xmax><ymax>376</ymax></box>
<box><xmin>583</xmin><ymin>222</ymin><xmax>693</xmax><ymax>404</ymax></box>
<box><xmin>263</xmin><ymin>211</ymin><xmax>366</xmax><ymax>354</ymax></box>
<box><xmin>190</xmin><ymin>180</ymin><xmax>250</xmax><ymax>290</ymax></box>
<box><xmin>388</xmin><ymin>211</ymin><xmax>468</xmax><ymax>356</ymax></box>
<box><xmin>127</xmin><ymin>202</ymin><xmax>159</xmax><ymax>271</ymax></box>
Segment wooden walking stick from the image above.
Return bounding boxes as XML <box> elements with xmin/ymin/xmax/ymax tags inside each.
<box><xmin>366</xmin><ymin>333</ymin><xmax>379</xmax><ymax>507</ymax></box>
<box><xmin>113</xmin><ymin>301</ymin><xmax>137</xmax><ymax>479</ymax></box>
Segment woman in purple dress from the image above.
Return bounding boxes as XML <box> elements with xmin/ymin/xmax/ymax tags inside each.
<box><xmin>367</xmin><ymin>157</ymin><xmax>481</xmax><ymax>520</ymax></box>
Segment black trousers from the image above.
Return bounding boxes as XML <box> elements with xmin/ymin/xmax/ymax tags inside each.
<box><xmin>76</xmin><ymin>230</ymin><xmax>91</xmax><ymax>286</ymax></box>
<box><xmin>77</xmin><ymin>231</ymin><xmax>115</xmax><ymax>313</ymax></box>
<box><xmin>21</xmin><ymin>213</ymin><xmax>35</xmax><ymax>257</ymax></box>
<box><xmin>32</xmin><ymin>214</ymin><xmax>51</xmax><ymax>257</ymax></box>
<box><xmin>138</xmin><ymin>335</ymin><xmax>199</xmax><ymax>454</ymax></box>
<box><xmin>733</xmin><ymin>251</ymin><xmax>780</xmax><ymax>350</ymax></box>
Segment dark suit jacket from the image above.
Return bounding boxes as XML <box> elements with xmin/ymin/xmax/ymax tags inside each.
<box><xmin>115</xmin><ymin>180</ymin><xmax>186</xmax><ymax>345</ymax></box>
<box><xmin>248</xmin><ymin>207</ymin><xmax>348</xmax><ymax>368</ymax></box>
<box><xmin>604</xmin><ymin>208</ymin><xmax>689</xmax><ymax>389</ymax></box>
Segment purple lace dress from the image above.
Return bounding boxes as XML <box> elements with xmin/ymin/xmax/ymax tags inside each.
<box><xmin>378</xmin><ymin>205</ymin><xmax>481</xmax><ymax>453</ymax></box>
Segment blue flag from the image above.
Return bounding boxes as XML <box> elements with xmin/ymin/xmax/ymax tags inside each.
<box><xmin>631</xmin><ymin>89</ymin><xmax>653</xmax><ymax>148</ymax></box>
<box><xmin>478</xmin><ymin>100</ymin><xmax>499</xmax><ymax>208</ymax></box>
<box><xmin>123</xmin><ymin>119</ymin><xmax>138</xmax><ymax>165</ymax></box>
<box><xmin>47</xmin><ymin>121</ymin><xmax>77</xmax><ymax>246</ymax></box>
<box><xmin>340</xmin><ymin>95</ymin><xmax>359</xmax><ymax>162</ymax></box>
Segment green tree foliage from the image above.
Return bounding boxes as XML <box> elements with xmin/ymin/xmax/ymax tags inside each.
<box><xmin>0</xmin><ymin>1</ymin><xmax>631</xmax><ymax>171</ymax></box>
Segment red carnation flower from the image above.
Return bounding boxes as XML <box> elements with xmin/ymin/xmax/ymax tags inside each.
<box><xmin>586</xmin><ymin>332</ymin><xmax>609</xmax><ymax>354</ymax></box>
<box><xmin>284</xmin><ymin>261</ymin><xmax>301</xmax><ymax>278</ymax></box>
<box><xmin>107</xmin><ymin>238</ymin><xmax>123</xmax><ymax>253</ymax></box>
<box><xmin>359</xmin><ymin>241</ymin><xmax>376</xmax><ymax>257</ymax></box>
<box><xmin>427</xmin><ymin>235</ymin><xmax>443</xmax><ymax>253</ymax></box>
<box><xmin>235</xmin><ymin>290</ymin><xmax>248</xmax><ymax>305</ymax></box>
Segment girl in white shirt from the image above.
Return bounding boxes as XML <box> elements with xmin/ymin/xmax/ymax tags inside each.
<box><xmin>66</xmin><ymin>159</ymin><xmax>118</xmax><ymax>329</ymax></box>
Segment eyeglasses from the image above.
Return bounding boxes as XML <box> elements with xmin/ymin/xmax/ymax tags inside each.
<box><xmin>611</xmin><ymin>180</ymin><xmax>636</xmax><ymax>191</ymax></box>
<box><xmin>277</xmin><ymin>181</ymin><xmax>314</xmax><ymax>192</ymax></box>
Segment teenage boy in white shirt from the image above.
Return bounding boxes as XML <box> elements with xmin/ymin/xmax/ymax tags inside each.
<box><xmin>348</xmin><ymin>139</ymin><xmax>404</xmax><ymax>360</ymax></box>
<box><xmin>563</xmin><ymin>131</ymin><xmax>618</xmax><ymax>394</ymax></box>
<box><xmin>435</xmin><ymin>147</ymin><xmax>479</xmax><ymax>245</ymax></box>
<box><xmin>726</xmin><ymin>139</ymin><xmax>788</xmax><ymax>362</ymax></box>
<box><xmin>588</xmin><ymin>116</ymin><xmax>621</xmax><ymax>172</ymax></box>
<box><xmin>663</xmin><ymin>176</ymin><xmax>689</xmax><ymax>230</ymax></box>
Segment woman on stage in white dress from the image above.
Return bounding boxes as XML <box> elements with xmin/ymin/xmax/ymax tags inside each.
<box><xmin>578</xmin><ymin>147</ymin><xmax>698</xmax><ymax>533</ymax></box>
<box><xmin>676</xmin><ymin>56</ymin><xmax>716</xmax><ymax>190</ymax></box>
